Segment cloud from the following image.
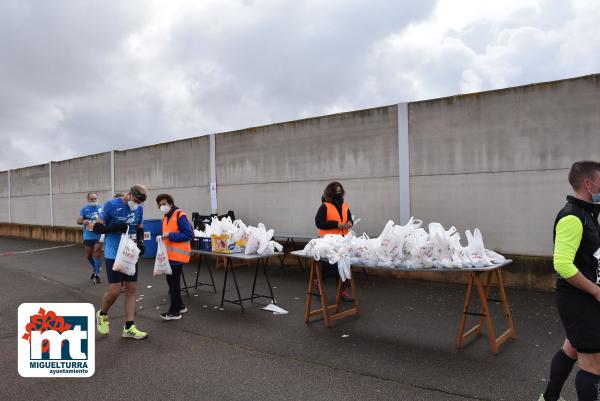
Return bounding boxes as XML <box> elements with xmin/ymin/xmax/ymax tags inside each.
<box><xmin>0</xmin><ymin>0</ymin><xmax>599</xmax><ymax>170</ymax></box>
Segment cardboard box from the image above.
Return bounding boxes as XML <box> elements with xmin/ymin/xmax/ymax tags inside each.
<box><xmin>211</xmin><ymin>234</ymin><xmax>245</xmax><ymax>254</ymax></box>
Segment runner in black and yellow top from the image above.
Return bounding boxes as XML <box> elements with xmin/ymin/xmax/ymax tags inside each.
<box><xmin>540</xmin><ymin>161</ymin><xmax>600</xmax><ymax>401</ymax></box>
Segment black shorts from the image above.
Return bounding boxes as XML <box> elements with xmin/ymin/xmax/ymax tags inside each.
<box><xmin>105</xmin><ymin>259</ymin><xmax>138</xmax><ymax>284</ymax></box>
<box><xmin>84</xmin><ymin>239</ymin><xmax>100</xmax><ymax>247</ymax></box>
<box><xmin>556</xmin><ymin>290</ymin><xmax>600</xmax><ymax>353</ymax></box>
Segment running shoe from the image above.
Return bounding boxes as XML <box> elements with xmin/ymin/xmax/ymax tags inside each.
<box><xmin>340</xmin><ymin>290</ymin><xmax>354</xmax><ymax>302</ymax></box>
<box><xmin>122</xmin><ymin>324</ymin><xmax>148</xmax><ymax>339</ymax></box>
<box><xmin>537</xmin><ymin>395</ymin><xmax>566</xmax><ymax>401</ymax></box>
<box><xmin>180</xmin><ymin>305</ymin><xmax>188</xmax><ymax>314</ymax></box>
<box><xmin>160</xmin><ymin>312</ymin><xmax>182</xmax><ymax>320</ymax></box>
<box><xmin>96</xmin><ymin>310</ymin><xmax>109</xmax><ymax>335</ymax></box>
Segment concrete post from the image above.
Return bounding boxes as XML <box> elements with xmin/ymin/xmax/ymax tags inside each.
<box><xmin>398</xmin><ymin>103</ymin><xmax>411</xmax><ymax>224</ymax></box>
<box><xmin>110</xmin><ymin>150</ymin><xmax>115</xmax><ymax>196</ymax></box>
<box><xmin>49</xmin><ymin>162</ymin><xmax>54</xmax><ymax>226</ymax></box>
<box><xmin>7</xmin><ymin>169</ymin><xmax>11</xmax><ymax>224</ymax></box>
<box><xmin>210</xmin><ymin>134</ymin><xmax>217</xmax><ymax>214</ymax></box>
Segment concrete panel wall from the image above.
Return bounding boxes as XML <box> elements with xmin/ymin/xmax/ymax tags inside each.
<box><xmin>408</xmin><ymin>75</ymin><xmax>600</xmax><ymax>256</ymax></box>
<box><xmin>115</xmin><ymin>137</ymin><xmax>210</xmax><ymax>190</ymax></box>
<box><xmin>0</xmin><ymin>198</ymin><xmax>8</xmax><ymax>222</ymax></box>
<box><xmin>0</xmin><ymin>171</ymin><xmax>8</xmax><ymax>222</ymax></box>
<box><xmin>217</xmin><ymin>106</ymin><xmax>398</xmax><ymax>185</ymax></box>
<box><xmin>10</xmin><ymin>164</ymin><xmax>50</xmax><ymax>225</ymax></box>
<box><xmin>113</xmin><ymin>187</ymin><xmax>211</xmax><ymax>221</ymax></box>
<box><xmin>52</xmin><ymin>153</ymin><xmax>111</xmax><ymax>194</ymax></box>
<box><xmin>114</xmin><ymin>137</ymin><xmax>211</xmax><ymax>220</ymax></box>
<box><xmin>51</xmin><ymin>153</ymin><xmax>112</xmax><ymax>227</ymax></box>
<box><xmin>411</xmin><ymin>169</ymin><xmax>571</xmax><ymax>256</ymax></box>
<box><xmin>218</xmin><ymin>177</ymin><xmax>400</xmax><ymax>238</ymax></box>
<box><xmin>216</xmin><ymin>105</ymin><xmax>399</xmax><ymax>236</ymax></box>
<box><xmin>11</xmin><ymin>164</ymin><xmax>49</xmax><ymax>197</ymax></box>
<box><xmin>11</xmin><ymin>195</ymin><xmax>50</xmax><ymax>225</ymax></box>
<box><xmin>0</xmin><ymin>170</ymin><xmax>8</xmax><ymax>197</ymax></box>
<box><xmin>409</xmin><ymin>75</ymin><xmax>600</xmax><ymax>175</ymax></box>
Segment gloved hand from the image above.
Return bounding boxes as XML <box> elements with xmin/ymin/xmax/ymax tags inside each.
<box><xmin>92</xmin><ymin>222</ymin><xmax>128</xmax><ymax>234</ymax></box>
<box><xmin>115</xmin><ymin>223</ymin><xmax>129</xmax><ymax>234</ymax></box>
<box><xmin>137</xmin><ymin>241</ymin><xmax>145</xmax><ymax>256</ymax></box>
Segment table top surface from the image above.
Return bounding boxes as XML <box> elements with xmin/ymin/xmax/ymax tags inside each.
<box><xmin>191</xmin><ymin>249</ymin><xmax>284</xmax><ymax>259</ymax></box>
<box><xmin>290</xmin><ymin>250</ymin><xmax>512</xmax><ymax>272</ymax></box>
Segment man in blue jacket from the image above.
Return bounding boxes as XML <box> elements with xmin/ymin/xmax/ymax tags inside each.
<box><xmin>90</xmin><ymin>184</ymin><xmax>148</xmax><ymax>340</ymax></box>
<box><xmin>77</xmin><ymin>192</ymin><xmax>103</xmax><ymax>284</ymax></box>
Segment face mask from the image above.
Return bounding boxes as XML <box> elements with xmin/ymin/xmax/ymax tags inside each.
<box><xmin>128</xmin><ymin>200</ymin><xmax>139</xmax><ymax>211</ymax></box>
<box><xmin>160</xmin><ymin>205</ymin><xmax>171</xmax><ymax>214</ymax></box>
<box><xmin>333</xmin><ymin>193</ymin><xmax>343</xmax><ymax>203</ymax></box>
<box><xmin>589</xmin><ymin>181</ymin><xmax>600</xmax><ymax>204</ymax></box>
<box><xmin>89</xmin><ymin>201</ymin><xmax>98</xmax><ymax>206</ymax></box>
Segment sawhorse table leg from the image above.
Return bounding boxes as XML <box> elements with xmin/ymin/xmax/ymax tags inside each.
<box><xmin>304</xmin><ymin>260</ymin><xmax>360</xmax><ymax>327</ymax></box>
<box><xmin>456</xmin><ymin>269</ymin><xmax>516</xmax><ymax>355</ymax></box>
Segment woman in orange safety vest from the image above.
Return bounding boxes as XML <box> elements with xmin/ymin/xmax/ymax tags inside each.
<box><xmin>314</xmin><ymin>181</ymin><xmax>354</xmax><ymax>302</ymax></box>
<box><xmin>156</xmin><ymin>193</ymin><xmax>193</xmax><ymax>320</ymax></box>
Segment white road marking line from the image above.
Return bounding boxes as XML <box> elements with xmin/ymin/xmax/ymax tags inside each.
<box><xmin>0</xmin><ymin>244</ymin><xmax>76</xmax><ymax>256</ymax></box>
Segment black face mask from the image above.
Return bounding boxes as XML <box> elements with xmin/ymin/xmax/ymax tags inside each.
<box><xmin>333</xmin><ymin>193</ymin><xmax>343</xmax><ymax>203</ymax></box>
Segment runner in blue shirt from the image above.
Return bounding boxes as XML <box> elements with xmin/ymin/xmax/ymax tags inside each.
<box><xmin>77</xmin><ymin>192</ymin><xmax>103</xmax><ymax>284</ymax></box>
<box><xmin>88</xmin><ymin>184</ymin><xmax>149</xmax><ymax>340</ymax></box>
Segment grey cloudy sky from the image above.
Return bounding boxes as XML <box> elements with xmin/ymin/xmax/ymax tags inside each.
<box><xmin>1</xmin><ymin>0</ymin><xmax>599</xmax><ymax>170</ymax></box>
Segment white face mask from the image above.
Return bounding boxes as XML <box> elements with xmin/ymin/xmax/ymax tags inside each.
<box><xmin>128</xmin><ymin>200</ymin><xmax>139</xmax><ymax>211</ymax></box>
<box><xmin>160</xmin><ymin>205</ymin><xmax>171</xmax><ymax>214</ymax></box>
<box><xmin>89</xmin><ymin>201</ymin><xmax>98</xmax><ymax>206</ymax></box>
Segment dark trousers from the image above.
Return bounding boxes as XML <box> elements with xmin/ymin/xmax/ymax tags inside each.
<box><xmin>320</xmin><ymin>261</ymin><xmax>350</xmax><ymax>289</ymax></box>
<box><xmin>166</xmin><ymin>263</ymin><xmax>183</xmax><ymax>314</ymax></box>
<box><xmin>320</xmin><ymin>261</ymin><xmax>339</xmax><ymax>281</ymax></box>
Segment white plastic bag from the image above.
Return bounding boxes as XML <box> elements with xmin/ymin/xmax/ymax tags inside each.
<box><xmin>113</xmin><ymin>234</ymin><xmax>140</xmax><ymax>276</ymax></box>
<box><xmin>257</xmin><ymin>228</ymin><xmax>275</xmax><ymax>254</ymax></box>
<box><xmin>244</xmin><ymin>227</ymin><xmax>260</xmax><ymax>255</ymax></box>
<box><xmin>153</xmin><ymin>237</ymin><xmax>172</xmax><ymax>276</ymax></box>
<box><xmin>465</xmin><ymin>229</ymin><xmax>492</xmax><ymax>267</ymax></box>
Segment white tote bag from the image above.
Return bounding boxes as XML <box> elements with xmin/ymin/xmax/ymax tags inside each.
<box><xmin>113</xmin><ymin>234</ymin><xmax>140</xmax><ymax>276</ymax></box>
<box><xmin>153</xmin><ymin>236</ymin><xmax>172</xmax><ymax>276</ymax></box>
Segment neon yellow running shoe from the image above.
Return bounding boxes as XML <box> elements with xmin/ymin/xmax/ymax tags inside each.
<box><xmin>96</xmin><ymin>310</ymin><xmax>109</xmax><ymax>335</ymax></box>
<box><xmin>122</xmin><ymin>324</ymin><xmax>148</xmax><ymax>340</ymax></box>
<box><xmin>537</xmin><ymin>394</ymin><xmax>567</xmax><ymax>401</ymax></box>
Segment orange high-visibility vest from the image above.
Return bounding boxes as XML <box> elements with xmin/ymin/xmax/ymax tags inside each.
<box><xmin>162</xmin><ymin>209</ymin><xmax>191</xmax><ymax>263</ymax></box>
<box><xmin>318</xmin><ymin>202</ymin><xmax>349</xmax><ymax>237</ymax></box>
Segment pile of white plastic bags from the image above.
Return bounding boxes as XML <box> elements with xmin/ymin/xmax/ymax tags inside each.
<box><xmin>194</xmin><ymin>216</ymin><xmax>283</xmax><ymax>256</ymax></box>
<box><xmin>303</xmin><ymin>217</ymin><xmax>506</xmax><ymax>280</ymax></box>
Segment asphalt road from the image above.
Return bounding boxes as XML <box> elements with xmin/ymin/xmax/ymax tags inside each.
<box><xmin>0</xmin><ymin>237</ymin><xmax>572</xmax><ymax>401</ymax></box>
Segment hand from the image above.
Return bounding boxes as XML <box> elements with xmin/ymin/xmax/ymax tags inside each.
<box><xmin>161</xmin><ymin>233</ymin><xmax>170</xmax><ymax>240</ymax></box>
<box><xmin>85</xmin><ymin>221</ymin><xmax>94</xmax><ymax>230</ymax></box>
<box><xmin>137</xmin><ymin>241</ymin><xmax>145</xmax><ymax>256</ymax></box>
<box><xmin>346</xmin><ymin>222</ymin><xmax>353</xmax><ymax>229</ymax></box>
<box><xmin>116</xmin><ymin>223</ymin><xmax>129</xmax><ymax>234</ymax></box>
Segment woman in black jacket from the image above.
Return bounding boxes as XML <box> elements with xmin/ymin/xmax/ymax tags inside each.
<box><xmin>314</xmin><ymin>181</ymin><xmax>354</xmax><ymax>302</ymax></box>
